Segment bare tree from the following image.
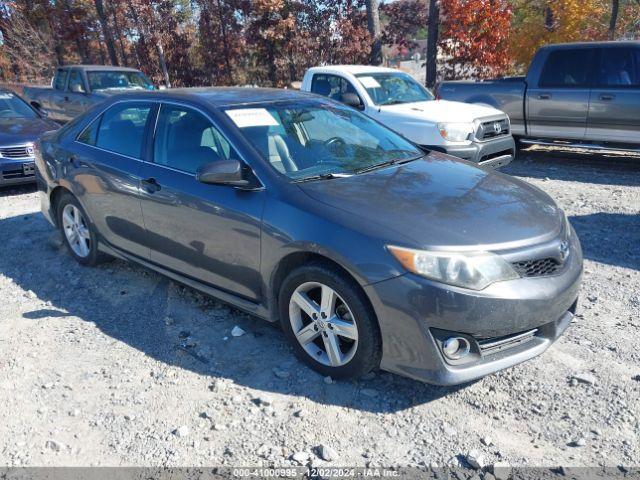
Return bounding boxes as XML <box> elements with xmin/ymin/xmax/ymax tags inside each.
<box><xmin>608</xmin><ymin>0</ymin><xmax>620</xmax><ymax>39</ymax></box>
<box><xmin>425</xmin><ymin>0</ymin><xmax>439</xmax><ymax>88</ymax></box>
<box><xmin>94</xmin><ymin>0</ymin><xmax>119</xmax><ymax>65</ymax></box>
<box><xmin>365</xmin><ymin>0</ymin><xmax>383</xmax><ymax>65</ymax></box>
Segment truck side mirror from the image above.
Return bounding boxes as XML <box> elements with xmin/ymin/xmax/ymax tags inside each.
<box><xmin>342</xmin><ymin>92</ymin><xmax>364</xmax><ymax>110</ymax></box>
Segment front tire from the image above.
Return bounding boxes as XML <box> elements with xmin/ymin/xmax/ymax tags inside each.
<box><xmin>279</xmin><ymin>263</ymin><xmax>382</xmax><ymax>379</ymax></box>
<box><xmin>57</xmin><ymin>193</ymin><xmax>106</xmax><ymax>266</ymax></box>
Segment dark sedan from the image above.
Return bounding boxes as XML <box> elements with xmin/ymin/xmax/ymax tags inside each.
<box><xmin>0</xmin><ymin>89</ymin><xmax>59</xmax><ymax>186</ymax></box>
<box><xmin>34</xmin><ymin>88</ymin><xmax>582</xmax><ymax>385</ymax></box>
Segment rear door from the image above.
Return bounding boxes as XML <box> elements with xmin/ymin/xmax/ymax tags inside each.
<box><xmin>73</xmin><ymin>101</ymin><xmax>154</xmax><ymax>258</ymax></box>
<box><xmin>527</xmin><ymin>48</ymin><xmax>596</xmax><ymax>140</ymax></box>
<box><xmin>137</xmin><ymin>102</ymin><xmax>264</xmax><ymax>300</ymax></box>
<box><xmin>586</xmin><ymin>46</ymin><xmax>640</xmax><ymax>144</ymax></box>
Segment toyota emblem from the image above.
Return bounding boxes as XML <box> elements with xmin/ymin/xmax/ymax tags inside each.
<box><xmin>26</xmin><ymin>146</ymin><xmax>35</xmax><ymax>156</ymax></box>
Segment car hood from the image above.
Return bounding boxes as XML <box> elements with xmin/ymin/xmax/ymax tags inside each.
<box><xmin>378</xmin><ymin>99</ymin><xmax>504</xmax><ymax>123</ymax></box>
<box><xmin>0</xmin><ymin>117</ymin><xmax>59</xmax><ymax>146</ymax></box>
<box><xmin>298</xmin><ymin>153</ymin><xmax>563</xmax><ymax>250</ymax></box>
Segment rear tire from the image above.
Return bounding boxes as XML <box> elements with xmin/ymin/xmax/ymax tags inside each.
<box><xmin>278</xmin><ymin>263</ymin><xmax>381</xmax><ymax>379</ymax></box>
<box><xmin>56</xmin><ymin>192</ymin><xmax>108</xmax><ymax>266</ymax></box>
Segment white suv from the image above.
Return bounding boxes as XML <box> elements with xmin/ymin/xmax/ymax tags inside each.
<box><xmin>301</xmin><ymin>65</ymin><xmax>515</xmax><ymax>168</ymax></box>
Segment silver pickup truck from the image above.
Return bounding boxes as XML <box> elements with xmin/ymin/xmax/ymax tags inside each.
<box><xmin>438</xmin><ymin>41</ymin><xmax>640</xmax><ymax>151</ymax></box>
<box><xmin>23</xmin><ymin>65</ymin><xmax>155</xmax><ymax>123</ymax></box>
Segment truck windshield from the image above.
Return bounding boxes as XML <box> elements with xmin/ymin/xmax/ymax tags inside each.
<box><xmin>87</xmin><ymin>71</ymin><xmax>154</xmax><ymax>91</ymax></box>
<box><xmin>227</xmin><ymin>100</ymin><xmax>422</xmax><ymax>181</ymax></box>
<box><xmin>0</xmin><ymin>92</ymin><xmax>38</xmax><ymax>119</ymax></box>
<box><xmin>355</xmin><ymin>72</ymin><xmax>434</xmax><ymax>106</ymax></box>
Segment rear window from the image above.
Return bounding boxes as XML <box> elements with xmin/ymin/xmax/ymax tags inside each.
<box><xmin>539</xmin><ymin>49</ymin><xmax>595</xmax><ymax>88</ymax></box>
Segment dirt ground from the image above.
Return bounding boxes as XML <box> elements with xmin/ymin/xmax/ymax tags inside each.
<box><xmin>0</xmin><ymin>148</ymin><xmax>638</xmax><ymax>471</ymax></box>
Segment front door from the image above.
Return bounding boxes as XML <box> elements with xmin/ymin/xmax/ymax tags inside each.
<box><xmin>64</xmin><ymin>69</ymin><xmax>91</xmax><ymax>122</ymax></box>
<box><xmin>586</xmin><ymin>46</ymin><xmax>640</xmax><ymax>144</ymax></box>
<box><xmin>527</xmin><ymin>48</ymin><xmax>595</xmax><ymax>140</ymax></box>
<box><xmin>138</xmin><ymin>103</ymin><xmax>264</xmax><ymax>301</ymax></box>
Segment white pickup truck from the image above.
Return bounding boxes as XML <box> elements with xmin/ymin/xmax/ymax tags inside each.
<box><xmin>301</xmin><ymin>66</ymin><xmax>515</xmax><ymax>168</ymax></box>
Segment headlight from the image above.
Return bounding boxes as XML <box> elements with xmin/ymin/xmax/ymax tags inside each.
<box><xmin>437</xmin><ymin>122</ymin><xmax>474</xmax><ymax>142</ymax></box>
<box><xmin>387</xmin><ymin>246</ymin><xmax>519</xmax><ymax>290</ymax></box>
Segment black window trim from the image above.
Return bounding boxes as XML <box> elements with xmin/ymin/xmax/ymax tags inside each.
<box><xmin>538</xmin><ymin>48</ymin><xmax>597</xmax><ymax>89</ymax></box>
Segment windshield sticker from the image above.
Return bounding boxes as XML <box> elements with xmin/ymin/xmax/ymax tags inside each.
<box><xmin>226</xmin><ymin>108</ymin><xmax>278</xmax><ymax>128</ymax></box>
<box><xmin>358</xmin><ymin>76</ymin><xmax>381</xmax><ymax>89</ymax></box>
<box><xmin>0</xmin><ymin>93</ymin><xmax>14</xmax><ymax>100</ymax></box>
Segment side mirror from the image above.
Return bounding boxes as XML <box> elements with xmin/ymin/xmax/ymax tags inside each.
<box><xmin>31</xmin><ymin>102</ymin><xmax>48</xmax><ymax>117</ymax></box>
<box><xmin>196</xmin><ymin>159</ymin><xmax>250</xmax><ymax>187</ymax></box>
<box><xmin>70</xmin><ymin>83</ymin><xmax>85</xmax><ymax>94</ymax></box>
<box><xmin>342</xmin><ymin>92</ymin><xmax>364</xmax><ymax>110</ymax></box>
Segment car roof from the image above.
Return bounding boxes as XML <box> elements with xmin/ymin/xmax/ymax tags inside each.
<box><xmin>307</xmin><ymin>65</ymin><xmax>400</xmax><ymax>75</ymax></box>
<box><xmin>541</xmin><ymin>40</ymin><xmax>640</xmax><ymax>49</ymax></box>
<box><xmin>60</xmin><ymin>65</ymin><xmax>143</xmax><ymax>72</ymax></box>
<box><xmin>104</xmin><ymin>87</ymin><xmax>323</xmax><ymax>108</ymax></box>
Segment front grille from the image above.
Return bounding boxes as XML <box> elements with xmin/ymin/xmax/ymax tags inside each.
<box><xmin>1</xmin><ymin>162</ymin><xmax>35</xmax><ymax>180</ymax></box>
<box><xmin>511</xmin><ymin>257</ymin><xmax>561</xmax><ymax>278</ymax></box>
<box><xmin>477</xmin><ymin>118</ymin><xmax>510</xmax><ymax>141</ymax></box>
<box><xmin>477</xmin><ymin>328</ymin><xmax>538</xmax><ymax>356</ymax></box>
<box><xmin>0</xmin><ymin>145</ymin><xmax>32</xmax><ymax>159</ymax></box>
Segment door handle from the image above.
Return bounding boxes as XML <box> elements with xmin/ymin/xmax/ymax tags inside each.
<box><xmin>599</xmin><ymin>94</ymin><xmax>615</xmax><ymax>101</ymax></box>
<box><xmin>141</xmin><ymin>177</ymin><xmax>161</xmax><ymax>193</ymax></box>
<box><xmin>537</xmin><ymin>94</ymin><xmax>552</xmax><ymax>100</ymax></box>
<box><xmin>68</xmin><ymin>155</ymin><xmax>81</xmax><ymax>168</ymax></box>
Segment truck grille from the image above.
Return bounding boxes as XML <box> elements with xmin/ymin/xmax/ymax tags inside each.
<box><xmin>511</xmin><ymin>257</ymin><xmax>561</xmax><ymax>278</ymax></box>
<box><xmin>0</xmin><ymin>145</ymin><xmax>33</xmax><ymax>159</ymax></box>
<box><xmin>476</xmin><ymin>119</ymin><xmax>510</xmax><ymax>141</ymax></box>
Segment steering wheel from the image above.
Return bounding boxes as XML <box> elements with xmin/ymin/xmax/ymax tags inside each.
<box><xmin>323</xmin><ymin>136</ymin><xmax>347</xmax><ymax>152</ymax></box>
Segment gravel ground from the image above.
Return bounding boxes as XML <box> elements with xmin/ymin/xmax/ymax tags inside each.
<box><xmin>0</xmin><ymin>149</ymin><xmax>638</xmax><ymax>471</ymax></box>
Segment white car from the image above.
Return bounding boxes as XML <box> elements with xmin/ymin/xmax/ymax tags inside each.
<box><xmin>301</xmin><ymin>65</ymin><xmax>515</xmax><ymax>168</ymax></box>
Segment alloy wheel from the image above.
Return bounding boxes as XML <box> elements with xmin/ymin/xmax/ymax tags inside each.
<box><xmin>61</xmin><ymin>204</ymin><xmax>91</xmax><ymax>258</ymax></box>
<box><xmin>288</xmin><ymin>281</ymin><xmax>359</xmax><ymax>367</ymax></box>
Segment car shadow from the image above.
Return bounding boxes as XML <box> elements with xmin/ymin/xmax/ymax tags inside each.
<box><xmin>569</xmin><ymin>212</ymin><xmax>640</xmax><ymax>271</ymax></box>
<box><xmin>0</xmin><ymin>183</ymin><xmax>37</xmax><ymax>197</ymax></box>
<box><xmin>504</xmin><ymin>148</ymin><xmax>640</xmax><ymax>187</ymax></box>
<box><xmin>0</xmin><ymin>210</ymin><xmax>468</xmax><ymax>413</ymax></box>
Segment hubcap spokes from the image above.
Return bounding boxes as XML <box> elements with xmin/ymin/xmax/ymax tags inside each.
<box><xmin>289</xmin><ymin>282</ymin><xmax>358</xmax><ymax>367</ymax></box>
<box><xmin>62</xmin><ymin>204</ymin><xmax>91</xmax><ymax>258</ymax></box>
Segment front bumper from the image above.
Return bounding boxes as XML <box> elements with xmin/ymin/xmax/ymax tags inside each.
<box><xmin>444</xmin><ymin>135</ymin><xmax>515</xmax><ymax>168</ymax></box>
<box><xmin>0</xmin><ymin>158</ymin><xmax>36</xmax><ymax>186</ymax></box>
<box><xmin>364</xmin><ymin>228</ymin><xmax>582</xmax><ymax>385</ymax></box>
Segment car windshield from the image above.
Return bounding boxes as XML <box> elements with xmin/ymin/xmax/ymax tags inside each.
<box><xmin>227</xmin><ymin>100</ymin><xmax>423</xmax><ymax>181</ymax></box>
<box><xmin>0</xmin><ymin>92</ymin><xmax>38</xmax><ymax>119</ymax></box>
<box><xmin>355</xmin><ymin>72</ymin><xmax>434</xmax><ymax>106</ymax></box>
<box><xmin>87</xmin><ymin>71</ymin><xmax>154</xmax><ymax>91</ymax></box>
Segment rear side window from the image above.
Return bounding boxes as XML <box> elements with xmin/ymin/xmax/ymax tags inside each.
<box><xmin>91</xmin><ymin>102</ymin><xmax>153</xmax><ymax>158</ymax></box>
<box><xmin>595</xmin><ymin>48</ymin><xmax>640</xmax><ymax>87</ymax></box>
<box><xmin>539</xmin><ymin>49</ymin><xmax>594</xmax><ymax>88</ymax></box>
<box><xmin>68</xmin><ymin>70</ymin><xmax>85</xmax><ymax>93</ymax></box>
<box><xmin>54</xmin><ymin>69</ymin><xmax>68</xmax><ymax>90</ymax></box>
<box><xmin>153</xmin><ymin>104</ymin><xmax>236</xmax><ymax>174</ymax></box>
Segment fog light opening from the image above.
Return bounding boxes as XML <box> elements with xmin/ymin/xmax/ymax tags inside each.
<box><xmin>442</xmin><ymin>336</ymin><xmax>471</xmax><ymax>360</ymax></box>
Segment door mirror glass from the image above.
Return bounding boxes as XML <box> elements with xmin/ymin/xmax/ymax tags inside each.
<box><xmin>70</xmin><ymin>83</ymin><xmax>84</xmax><ymax>93</ymax></box>
<box><xmin>196</xmin><ymin>159</ymin><xmax>249</xmax><ymax>187</ymax></box>
<box><xmin>342</xmin><ymin>92</ymin><xmax>363</xmax><ymax>109</ymax></box>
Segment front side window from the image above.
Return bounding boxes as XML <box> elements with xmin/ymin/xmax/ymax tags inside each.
<box><xmin>153</xmin><ymin>104</ymin><xmax>236</xmax><ymax>174</ymax></box>
<box><xmin>0</xmin><ymin>91</ymin><xmax>38</xmax><ymax>119</ymax></box>
<box><xmin>595</xmin><ymin>48</ymin><xmax>640</xmax><ymax>87</ymax></box>
<box><xmin>93</xmin><ymin>102</ymin><xmax>152</xmax><ymax>158</ymax></box>
<box><xmin>310</xmin><ymin>74</ymin><xmax>360</xmax><ymax>104</ymax></box>
<box><xmin>539</xmin><ymin>49</ymin><xmax>594</xmax><ymax>88</ymax></box>
<box><xmin>87</xmin><ymin>71</ymin><xmax>154</xmax><ymax>92</ymax></box>
<box><xmin>68</xmin><ymin>70</ymin><xmax>85</xmax><ymax>93</ymax></box>
<box><xmin>226</xmin><ymin>101</ymin><xmax>422</xmax><ymax>180</ymax></box>
<box><xmin>355</xmin><ymin>72</ymin><xmax>434</xmax><ymax>105</ymax></box>
<box><xmin>54</xmin><ymin>69</ymin><xmax>68</xmax><ymax>90</ymax></box>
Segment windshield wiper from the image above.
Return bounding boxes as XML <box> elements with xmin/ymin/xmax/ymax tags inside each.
<box><xmin>354</xmin><ymin>154</ymin><xmax>424</xmax><ymax>174</ymax></box>
<box><xmin>293</xmin><ymin>172</ymin><xmax>353</xmax><ymax>183</ymax></box>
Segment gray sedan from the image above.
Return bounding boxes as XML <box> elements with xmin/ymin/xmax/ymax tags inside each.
<box><xmin>34</xmin><ymin>88</ymin><xmax>582</xmax><ymax>385</ymax></box>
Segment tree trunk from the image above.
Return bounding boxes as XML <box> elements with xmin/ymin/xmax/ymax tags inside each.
<box><xmin>156</xmin><ymin>42</ymin><xmax>171</xmax><ymax>88</ymax></box>
<box><xmin>425</xmin><ymin>0</ymin><xmax>439</xmax><ymax>88</ymax></box>
<box><xmin>215</xmin><ymin>0</ymin><xmax>234</xmax><ymax>84</ymax></box>
<box><xmin>365</xmin><ymin>0</ymin><xmax>383</xmax><ymax>65</ymax></box>
<box><xmin>94</xmin><ymin>0</ymin><xmax>119</xmax><ymax>65</ymax></box>
<box><xmin>609</xmin><ymin>0</ymin><xmax>620</xmax><ymax>39</ymax></box>
<box><xmin>110</xmin><ymin>5</ymin><xmax>128</xmax><ymax>66</ymax></box>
